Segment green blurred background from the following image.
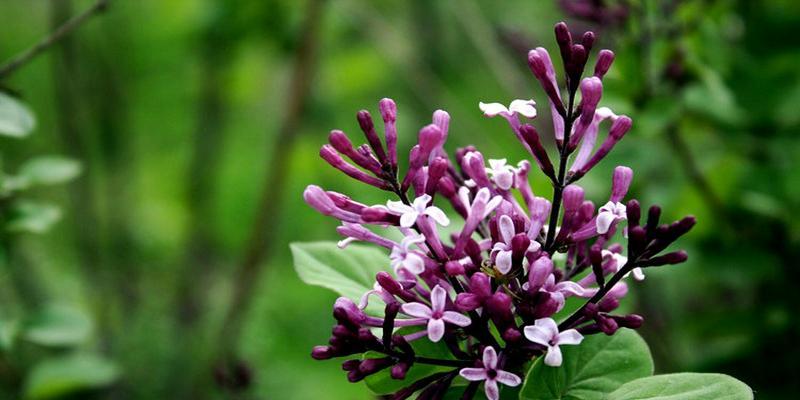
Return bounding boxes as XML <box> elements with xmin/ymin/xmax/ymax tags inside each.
<box><xmin>0</xmin><ymin>0</ymin><xmax>798</xmax><ymax>398</ymax></box>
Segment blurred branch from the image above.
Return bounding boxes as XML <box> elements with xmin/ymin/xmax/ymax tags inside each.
<box><xmin>0</xmin><ymin>0</ymin><xmax>111</xmax><ymax>80</ymax></box>
<box><xmin>216</xmin><ymin>0</ymin><xmax>327</xmax><ymax>358</ymax></box>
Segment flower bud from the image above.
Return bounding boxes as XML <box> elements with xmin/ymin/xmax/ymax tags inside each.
<box><xmin>610</xmin><ymin>166</ymin><xmax>634</xmax><ymax>202</ymax></box>
<box><xmin>391</xmin><ymin>361</ymin><xmax>411</xmax><ymax>379</ymax></box>
<box><xmin>444</xmin><ymin>260</ymin><xmax>465</xmax><ymax>276</ymax></box>
<box><xmin>311</xmin><ymin>345</ymin><xmax>334</xmax><ymax>360</ymax></box>
<box><xmin>528</xmin><ymin>255</ymin><xmax>553</xmax><ymax>293</ymax></box>
<box><xmin>626</xmin><ymin>199</ymin><xmax>641</xmax><ymax>228</ymax></box>
<box><xmin>647</xmin><ymin>250</ymin><xmax>688</xmax><ymax>266</ymax></box>
<box><xmin>357</xmin><ymin>110</ymin><xmax>387</xmax><ymax>163</ymax></box>
<box><xmin>379</xmin><ymin>98</ymin><xmax>398</xmax><ymax>168</ymax></box>
<box><xmin>594</xmin><ymin>49</ymin><xmax>615</xmax><ymax>79</ymax></box>
<box><xmin>563</xmin><ymin>185</ymin><xmax>585</xmax><ymax>212</ymax></box>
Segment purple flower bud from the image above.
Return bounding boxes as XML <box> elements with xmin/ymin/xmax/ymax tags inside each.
<box><xmin>357</xmin><ymin>110</ymin><xmax>388</xmax><ymax>164</ymax></box>
<box><xmin>455</xmin><ymin>272</ymin><xmax>492</xmax><ymax>311</ymax></box>
<box><xmin>647</xmin><ymin>250</ymin><xmax>688</xmax><ymax>266</ymax></box>
<box><xmin>503</xmin><ymin>327</ymin><xmax>522</xmax><ymax>343</ymax></box>
<box><xmin>431</xmin><ymin>110</ymin><xmax>450</xmax><ymax>158</ymax></box>
<box><xmin>528</xmin><ymin>197</ymin><xmax>552</xmax><ymax>240</ymax></box>
<box><xmin>528</xmin><ymin>50</ymin><xmax>567</xmax><ymax>117</ymax></box>
<box><xmin>554</xmin><ymin>22</ymin><xmax>573</xmax><ymax>65</ymax></box>
<box><xmin>333</xmin><ymin>297</ymin><xmax>367</xmax><ymax>326</ymax></box>
<box><xmin>391</xmin><ymin>361</ymin><xmax>411</xmax><ymax>379</ymax></box>
<box><xmin>519</xmin><ymin>124</ymin><xmax>556</xmax><ymax>180</ymax></box>
<box><xmin>598</xmin><ymin>314</ymin><xmax>619</xmax><ymax>335</ymax></box>
<box><xmin>582</xmin><ymin>302</ymin><xmax>600</xmax><ymax>318</ymax></box>
<box><xmin>328</xmin><ymin>130</ymin><xmax>383</xmax><ymax>175</ymax></box>
<box><xmin>627</xmin><ymin>199</ymin><xmax>641</xmax><ymax>228</ymax></box>
<box><xmin>628</xmin><ymin>226</ymin><xmax>647</xmax><ymax>257</ymax></box>
<box><xmin>304</xmin><ymin>185</ymin><xmax>362</xmax><ymax>223</ymax></box>
<box><xmin>610</xmin><ymin>166</ymin><xmax>634</xmax><ymax>202</ymax></box>
<box><xmin>376</xmin><ymin>271</ymin><xmax>403</xmax><ymax>294</ymax></box>
<box><xmin>646</xmin><ymin>205</ymin><xmax>662</xmax><ymax>237</ymax></box>
<box><xmin>444</xmin><ymin>260</ymin><xmax>465</xmax><ymax>276</ymax></box>
<box><xmin>347</xmin><ymin>370</ymin><xmax>364</xmax><ymax>382</ymax></box>
<box><xmin>341</xmin><ymin>359</ymin><xmax>360</xmax><ymax>371</ymax></box>
<box><xmin>360</xmin><ymin>207</ymin><xmax>399</xmax><ymax>225</ymax></box>
<box><xmin>598</xmin><ymin>296</ymin><xmax>620</xmax><ymax>312</ymax></box>
<box><xmin>461</xmin><ymin>151</ymin><xmax>493</xmax><ymax>189</ymax></box>
<box><xmin>486</xmin><ymin>292</ymin><xmax>515</xmax><ymax>329</ymax></box>
<box><xmin>528</xmin><ymin>255</ymin><xmax>553</xmax><ymax>293</ymax></box>
<box><xmin>562</xmin><ymin>185</ymin><xmax>585</xmax><ymax>212</ymax></box>
<box><xmin>379</xmin><ymin>98</ymin><xmax>398</xmax><ymax>168</ymax></box>
<box><xmin>418</xmin><ymin>124</ymin><xmax>442</xmax><ymax>159</ymax></box>
<box><xmin>311</xmin><ymin>345</ymin><xmax>334</xmax><ymax>360</ymax></box>
<box><xmin>359</xmin><ymin>357</ymin><xmax>392</xmax><ymax>375</ymax></box>
<box><xmin>426</xmin><ymin>157</ymin><xmax>448</xmax><ymax>197</ymax></box>
<box><xmin>569</xmin><ymin>77</ymin><xmax>603</xmax><ymax>150</ymax></box>
<box><xmin>614</xmin><ymin>314</ymin><xmax>644</xmax><ymax>329</ymax></box>
<box><xmin>320</xmin><ymin>145</ymin><xmax>389</xmax><ymax>189</ymax></box>
<box><xmin>581</xmin><ymin>31</ymin><xmax>596</xmax><ymax>53</ymax></box>
<box><xmin>594</xmin><ymin>49</ymin><xmax>615</xmax><ymax>79</ymax></box>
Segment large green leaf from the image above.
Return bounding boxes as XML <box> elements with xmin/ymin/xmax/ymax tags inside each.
<box><xmin>23</xmin><ymin>353</ymin><xmax>120</xmax><ymax>399</ymax></box>
<box><xmin>291</xmin><ymin>241</ymin><xmax>390</xmax><ymax>314</ymax></box>
<box><xmin>608</xmin><ymin>373</ymin><xmax>753</xmax><ymax>400</ymax></box>
<box><xmin>519</xmin><ymin>329</ymin><xmax>654</xmax><ymax>400</ymax></box>
<box><xmin>23</xmin><ymin>304</ymin><xmax>93</xmax><ymax>347</ymax></box>
<box><xmin>18</xmin><ymin>156</ymin><xmax>82</xmax><ymax>187</ymax></box>
<box><xmin>0</xmin><ymin>92</ymin><xmax>35</xmax><ymax>138</ymax></box>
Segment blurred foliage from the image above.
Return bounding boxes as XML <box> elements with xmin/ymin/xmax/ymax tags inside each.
<box><xmin>0</xmin><ymin>0</ymin><xmax>795</xmax><ymax>399</ymax></box>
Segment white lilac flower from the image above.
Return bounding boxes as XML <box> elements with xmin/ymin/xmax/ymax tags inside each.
<box><xmin>389</xmin><ymin>233</ymin><xmax>427</xmax><ymax>275</ymax></box>
<box><xmin>400</xmin><ymin>285</ymin><xmax>471</xmax><ymax>342</ymax></box>
<box><xmin>479</xmin><ymin>99</ymin><xmax>537</xmax><ymax>119</ymax></box>
<box><xmin>523</xmin><ymin>317</ymin><xmax>584</xmax><ymax>367</ymax></box>
<box><xmin>386</xmin><ymin>194</ymin><xmax>450</xmax><ymax>228</ymax></box>
<box><xmin>485</xmin><ymin>158</ymin><xmax>517</xmax><ymax>190</ymax></box>
<box><xmin>459</xmin><ymin>346</ymin><xmax>521</xmax><ymax>400</ymax></box>
<box><xmin>602</xmin><ymin>249</ymin><xmax>645</xmax><ymax>281</ymax></box>
<box><xmin>596</xmin><ymin>200</ymin><xmax>627</xmax><ymax>234</ymax></box>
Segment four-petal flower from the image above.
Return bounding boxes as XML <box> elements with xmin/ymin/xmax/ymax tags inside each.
<box><xmin>523</xmin><ymin>317</ymin><xmax>584</xmax><ymax>366</ymax></box>
<box><xmin>400</xmin><ymin>285</ymin><xmax>471</xmax><ymax>342</ymax></box>
<box><xmin>485</xmin><ymin>159</ymin><xmax>517</xmax><ymax>190</ymax></box>
<box><xmin>459</xmin><ymin>346</ymin><xmax>521</xmax><ymax>400</ymax></box>
<box><xmin>387</xmin><ymin>194</ymin><xmax>450</xmax><ymax>228</ymax></box>
<box><xmin>389</xmin><ymin>233</ymin><xmax>427</xmax><ymax>275</ymax></box>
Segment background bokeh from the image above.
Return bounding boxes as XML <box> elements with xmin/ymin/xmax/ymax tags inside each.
<box><xmin>0</xmin><ymin>0</ymin><xmax>798</xmax><ymax>399</ymax></box>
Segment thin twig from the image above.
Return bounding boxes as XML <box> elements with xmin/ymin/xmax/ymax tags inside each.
<box><xmin>216</xmin><ymin>0</ymin><xmax>327</xmax><ymax>357</ymax></box>
<box><xmin>0</xmin><ymin>0</ymin><xmax>110</xmax><ymax>80</ymax></box>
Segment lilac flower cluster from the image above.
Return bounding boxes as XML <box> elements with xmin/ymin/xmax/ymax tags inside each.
<box><xmin>305</xmin><ymin>22</ymin><xmax>694</xmax><ymax>400</ymax></box>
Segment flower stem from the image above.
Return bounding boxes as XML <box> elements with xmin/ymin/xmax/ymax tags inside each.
<box><xmin>544</xmin><ymin>89</ymin><xmax>577</xmax><ymax>252</ymax></box>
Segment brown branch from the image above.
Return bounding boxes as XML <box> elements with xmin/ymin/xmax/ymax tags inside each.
<box><xmin>0</xmin><ymin>0</ymin><xmax>111</xmax><ymax>80</ymax></box>
<box><xmin>216</xmin><ymin>0</ymin><xmax>327</xmax><ymax>357</ymax></box>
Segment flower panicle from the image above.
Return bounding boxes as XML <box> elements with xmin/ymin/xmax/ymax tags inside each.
<box><xmin>303</xmin><ymin>21</ymin><xmax>694</xmax><ymax>400</ymax></box>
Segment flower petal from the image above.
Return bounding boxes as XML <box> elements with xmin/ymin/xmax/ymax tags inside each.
<box><xmin>523</xmin><ymin>326</ymin><xmax>551</xmax><ymax>347</ymax></box>
<box><xmin>484</xmin><ymin>379</ymin><xmax>500</xmax><ymax>400</ymax></box>
<box><xmin>556</xmin><ymin>329</ymin><xmax>584</xmax><ymax>346</ymax></box>
<box><xmin>459</xmin><ymin>368</ymin><xmax>488</xmax><ymax>381</ymax></box>
<box><xmin>443</xmin><ymin>311</ymin><xmax>472</xmax><ymax>327</ymax></box>
<box><xmin>403</xmin><ymin>252</ymin><xmax>426</xmax><ymax>275</ymax></box>
<box><xmin>509</xmin><ymin>99</ymin><xmax>537</xmax><ymax>118</ymax></box>
<box><xmin>386</xmin><ymin>200</ymin><xmax>413</xmax><ymax>214</ymax></box>
<box><xmin>498</xmin><ymin>215</ymin><xmax>515</xmax><ymax>244</ymax></box>
<box><xmin>479</xmin><ymin>102</ymin><xmax>509</xmax><ymax>117</ymax></box>
<box><xmin>431</xmin><ymin>285</ymin><xmax>447</xmax><ymax>313</ymax></box>
<box><xmin>544</xmin><ymin>345</ymin><xmax>563</xmax><ymax>367</ymax></box>
<box><xmin>482</xmin><ymin>346</ymin><xmax>498</xmax><ymax>369</ymax></box>
<box><xmin>555</xmin><ymin>280</ymin><xmax>585</xmax><ymax>297</ymax></box>
<box><xmin>494</xmin><ymin>171</ymin><xmax>514</xmax><ymax>190</ymax></box>
<box><xmin>496</xmin><ymin>371</ymin><xmax>522</xmax><ymax>387</ymax></box>
<box><xmin>596</xmin><ymin>210</ymin><xmax>616</xmax><ymax>234</ymax></box>
<box><xmin>483</xmin><ymin>196</ymin><xmax>503</xmax><ymax>218</ymax></box>
<box><xmin>427</xmin><ymin>318</ymin><xmax>445</xmax><ymax>342</ymax></box>
<box><xmin>631</xmin><ymin>267</ymin><xmax>646</xmax><ymax>281</ymax></box>
<box><xmin>401</xmin><ymin>302</ymin><xmax>432</xmax><ymax>318</ymax></box>
<box><xmin>495</xmin><ymin>250</ymin><xmax>513</xmax><ymax>274</ymax></box>
<box><xmin>399</xmin><ymin>211</ymin><xmax>419</xmax><ymax>228</ymax></box>
<box><xmin>424</xmin><ymin>206</ymin><xmax>450</xmax><ymax>226</ymax></box>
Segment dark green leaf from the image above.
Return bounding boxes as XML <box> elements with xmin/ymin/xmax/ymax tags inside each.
<box><xmin>519</xmin><ymin>328</ymin><xmax>654</xmax><ymax>400</ymax></box>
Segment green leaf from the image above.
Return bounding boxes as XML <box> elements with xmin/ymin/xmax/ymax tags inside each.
<box><xmin>24</xmin><ymin>304</ymin><xmax>93</xmax><ymax>347</ymax></box>
<box><xmin>519</xmin><ymin>329</ymin><xmax>654</xmax><ymax>400</ymax></box>
<box><xmin>18</xmin><ymin>156</ymin><xmax>82</xmax><ymax>187</ymax></box>
<box><xmin>0</xmin><ymin>92</ymin><xmax>36</xmax><ymax>138</ymax></box>
<box><xmin>6</xmin><ymin>201</ymin><xmax>62</xmax><ymax>234</ymax></box>
<box><xmin>363</xmin><ymin>327</ymin><xmax>455</xmax><ymax>395</ymax></box>
<box><xmin>608</xmin><ymin>373</ymin><xmax>753</xmax><ymax>400</ymax></box>
<box><xmin>24</xmin><ymin>353</ymin><xmax>120</xmax><ymax>399</ymax></box>
<box><xmin>291</xmin><ymin>241</ymin><xmax>390</xmax><ymax>314</ymax></box>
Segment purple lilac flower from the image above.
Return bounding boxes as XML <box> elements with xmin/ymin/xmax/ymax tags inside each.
<box><xmin>459</xmin><ymin>346</ymin><xmax>521</xmax><ymax>400</ymax></box>
<box><xmin>304</xmin><ymin>21</ymin><xmax>695</xmax><ymax>399</ymax></box>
